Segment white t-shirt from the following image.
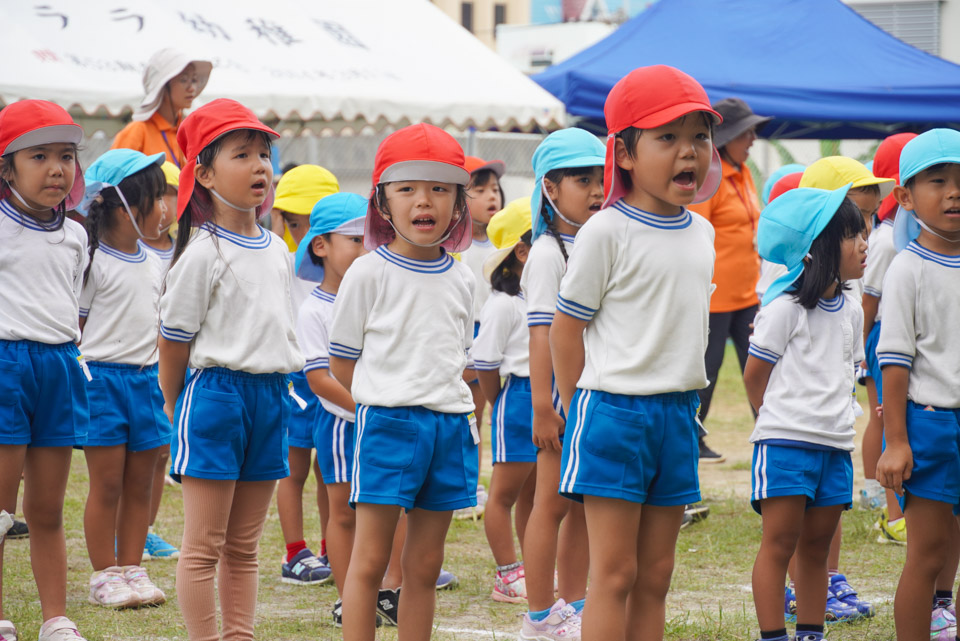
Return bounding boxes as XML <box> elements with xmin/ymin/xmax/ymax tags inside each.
<box><xmin>288</xmin><ymin>251</ymin><xmax>315</xmax><ymax>314</ymax></box>
<box><xmin>159</xmin><ymin>224</ymin><xmax>304</xmax><ymax>374</ymax></box>
<box><xmin>297</xmin><ymin>286</ymin><xmax>355</xmax><ymax>422</ymax></box>
<box><xmin>557</xmin><ymin>200</ymin><xmax>716</xmax><ymax>395</ymax></box>
<box><xmin>79</xmin><ymin>244</ymin><xmax>163</xmax><ymax>365</ymax></box>
<box><xmin>329</xmin><ymin>246</ymin><xmax>475</xmax><ymax>413</ymax></box>
<box><xmin>748</xmin><ymin>292</ymin><xmax>864</xmax><ymax>450</ymax></box>
<box><xmin>862</xmin><ymin>219</ymin><xmax>896</xmax><ymax>320</ymax></box>
<box><xmin>0</xmin><ymin>199</ymin><xmax>87</xmax><ymax>344</ymax></box>
<box><xmin>472</xmin><ymin>290</ymin><xmax>529</xmax><ymax>378</ymax></box>
<box><xmin>519</xmin><ymin>232</ymin><xmax>575</xmax><ymax>327</ymax></box>
<box><xmin>459</xmin><ymin>237</ymin><xmax>495</xmax><ymax>324</ymax></box>
<box><xmin>139</xmin><ymin>237</ymin><xmax>175</xmax><ymax>271</ymax></box>
<box><xmin>877</xmin><ymin>242</ymin><xmax>960</xmax><ymax>408</ymax></box>
<box><xmin>758</xmin><ymin>262</ymin><xmax>864</xmax><ymax>304</ymax></box>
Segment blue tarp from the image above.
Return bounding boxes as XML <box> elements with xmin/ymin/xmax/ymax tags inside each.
<box><xmin>533</xmin><ymin>0</ymin><xmax>960</xmax><ymax>138</ymax></box>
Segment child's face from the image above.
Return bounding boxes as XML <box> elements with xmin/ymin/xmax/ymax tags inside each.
<box><xmin>466</xmin><ymin>175</ymin><xmax>502</xmax><ymax>227</ymax></box>
<box><xmin>312</xmin><ymin>233</ymin><xmax>366</xmax><ymax>281</ymax></box>
<box><xmin>543</xmin><ymin>167</ymin><xmax>604</xmax><ymax>227</ymax></box>
<box><xmin>159</xmin><ymin>186</ymin><xmax>177</xmax><ymax>233</ymax></box>
<box><xmin>838</xmin><ymin>231</ymin><xmax>868</xmax><ymax>283</ymax></box>
<box><xmin>2</xmin><ymin>144</ymin><xmax>76</xmax><ymax>212</ymax></box>
<box><xmin>380</xmin><ymin>180</ymin><xmax>457</xmax><ymax>251</ymax></box>
<box><xmin>197</xmin><ymin>131</ymin><xmax>273</xmax><ymax>213</ymax></box>
<box><xmin>896</xmin><ymin>164</ymin><xmax>960</xmax><ymax>241</ymax></box>
<box><xmin>847</xmin><ymin>188</ymin><xmax>880</xmax><ymax>236</ymax></box>
<box><xmin>125</xmin><ymin>195</ymin><xmax>167</xmax><ymax>241</ymax></box>
<box><xmin>281</xmin><ymin>211</ymin><xmax>311</xmax><ymax>244</ymax></box>
<box><xmin>615</xmin><ymin>114</ymin><xmax>712</xmax><ymax>215</ymax></box>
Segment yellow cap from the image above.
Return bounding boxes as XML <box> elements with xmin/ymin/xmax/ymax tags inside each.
<box><xmin>799</xmin><ymin>156</ymin><xmax>894</xmax><ymax>199</ymax></box>
<box><xmin>160</xmin><ymin>161</ymin><xmax>179</xmax><ymax>188</ymax></box>
<box><xmin>273</xmin><ymin>165</ymin><xmax>339</xmax><ymax>216</ymax></box>
<box><xmin>482</xmin><ymin>198</ymin><xmax>533</xmax><ymax>283</ymax></box>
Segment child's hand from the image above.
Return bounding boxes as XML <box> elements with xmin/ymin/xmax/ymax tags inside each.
<box><xmin>163</xmin><ymin>402</ymin><xmax>175</xmax><ymax>425</ymax></box>
<box><xmin>532</xmin><ymin>406</ymin><xmax>565</xmax><ymax>452</ymax></box>
<box><xmin>876</xmin><ymin>442</ymin><xmax>912</xmax><ymax>495</ymax></box>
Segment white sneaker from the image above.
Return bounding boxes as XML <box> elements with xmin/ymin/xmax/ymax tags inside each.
<box><xmin>520</xmin><ymin>599</ymin><xmax>582</xmax><ymax>640</ymax></box>
<box><xmin>0</xmin><ymin>511</ymin><xmax>12</xmax><ymax>546</ymax></box>
<box><xmin>89</xmin><ymin>566</ymin><xmax>141</xmax><ymax>609</ymax></box>
<box><xmin>122</xmin><ymin>565</ymin><xmax>166</xmax><ymax>606</ymax></box>
<box><xmin>37</xmin><ymin>617</ymin><xmax>87</xmax><ymax>641</ymax></box>
<box><xmin>0</xmin><ymin>619</ymin><xmax>17</xmax><ymax>641</ymax></box>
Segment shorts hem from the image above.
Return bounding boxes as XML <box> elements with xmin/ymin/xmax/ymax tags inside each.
<box><xmin>0</xmin><ymin>437</ymin><xmax>31</xmax><ymax>446</ymax></box>
<box><xmin>902</xmin><ymin>486</ymin><xmax>960</xmax><ymax>507</ymax></box>
<box><xmin>127</xmin><ymin>437</ymin><xmax>172</xmax><ymax>453</ymax></box>
<box><xmin>288</xmin><ymin>440</ymin><xmax>315</xmax><ymax>450</ymax></box>
<box><xmin>351</xmin><ymin>493</ymin><xmax>414</xmax><ymax>510</ymax></box>
<box><xmin>493</xmin><ymin>455</ymin><xmax>538</xmax><ymax>464</ymax></box>
<box><xmin>414</xmin><ymin>496</ymin><xmax>477</xmax><ymax>511</ymax></box>
<box><xmin>174</xmin><ymin>468</ymin><xmax>289</xmax><ymax>482</ymax></box>
<box><xmin>29</xmin><ymin>437</ymin><xmax>86</xmax><ymax>448</ymax></box>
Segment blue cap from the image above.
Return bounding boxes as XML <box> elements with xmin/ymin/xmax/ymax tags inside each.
<box><xmin>530</xmin><ymin>128</ymin><xmax>605</xmax><ymax>241</ymax></box>
<box><xmin>295</xmin><ymin>192</ymin><xmax>367</xmax><ymax>282</ymax></box>
<box><xmin>761</xmin><ymin>163</ymin><xmax>805</xmax><ymax>206</ymax></box>
<box><xmin>757</xmin><ymin>184</ymin><xmax>851</xmax><ymax>306</ymax></box>
<box><xmin>893</xmin><ymin>129</ymin><xmax>960</xmax><ymax>251</ymax></box>
<box><xmin>76</xmin><ymin>149</ymin><xmax>165</xmax><ymax>216</ymax></box>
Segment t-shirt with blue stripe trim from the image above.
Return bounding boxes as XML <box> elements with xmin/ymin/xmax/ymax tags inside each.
<box><xmin>296</xmin><ymin>286</ymin><xmax>354</xmax><ymax>422</ymax></box>
<box><xmin>519</xmin><ymin>232</ymin><xmax>575</xmax><ymax>327</ymax></box>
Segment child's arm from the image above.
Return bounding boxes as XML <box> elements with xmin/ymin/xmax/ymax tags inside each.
<box><xmin>876</xmin><ymin>365</ymin><xmax>912</xmax><ymax>494</ymax></box>
<box><xmin>476</xmin><ymin>370</ymin><xmax>502</xmax><ymax>407</ymax></box>
<box><xmin>862</xmin><ymin>293</ymin><xmax>879</xmax><ymax>352</ymax></box>
<box><xmin>158</xmin><ymin>337</ymin><xmax>190</xmax><ymax>423</ymax></box>
<box><xmin>550</xmin><ymin>314</ymin><xmax>587</xmax><ymax>416</ymax></box>
<box><xmin>329</xmin><ymin>356</ymin><xmax>356</xmax><ymax>395</ymax></box>
<box><xmin>528</xmin><ymin>325</ymin><xmax>564</xmax><ymax>451</ymax></box>
<box><xmin>742</xmin><ymin>355</ymin><xmax>774</xmax><ymax>414</ymax></box>
<box><xmin>306</xmin><ymin>368</ymin><xmax>355</xmax><ymax>413</ymax></box>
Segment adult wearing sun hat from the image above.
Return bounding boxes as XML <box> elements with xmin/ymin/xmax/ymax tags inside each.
<box><xmin>690</xmin><ymin>97</ymin><xmax>772</xmax><ymax>463</ymax></box>
<box><xmin>112</xmin><ymin>48</ymin><xmax>213</xmax><ymax>168</ymax></box>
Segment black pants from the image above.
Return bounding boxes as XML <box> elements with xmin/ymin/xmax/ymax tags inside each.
<box><xmin>697</xmin><ymin>304</ymin><xmax>757</xmax><ymax>437</ymax></box>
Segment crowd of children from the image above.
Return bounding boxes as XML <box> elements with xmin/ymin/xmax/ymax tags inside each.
<box><xmin>0</xmin><ymin>59</ymin><xmax>958</xmax><ymax>641</ymax></box>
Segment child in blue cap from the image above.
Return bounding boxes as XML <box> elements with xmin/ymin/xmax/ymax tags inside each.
<box><xmin>519</xmin><ymin>127</ymin><xmax>604</xmax><ymax>640</ymax></box>
<box><xmin>743</xmin><ymin>185</ymin><xmax>868</xmax><ymax>641</ymax></box>
<box><xmin>75</xmin><ymin>148</ymin><xmax>170</xmax><ymax>610</ymax></box>
<box><xmin>876</xmin><ymin>128</ymin><xmax>960</xmax><ymax>641</ymax></box>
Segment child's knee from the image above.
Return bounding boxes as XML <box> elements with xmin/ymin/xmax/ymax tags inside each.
<box><xmin>90</xmin><ymin>476</ymin><xmax>124</xmax><ymax>506</ymax></box>
<box><xmin>597</xmin><ymin>561</ymin><xmax>638</xmax><ymax>598</ymax></box>
<box><xmin>761</xmin><ymin>530</ymin><xmax>800</xmax><ymax>562</ymax></box>
<box><xmin>22</xmin><ymin>504</ymin><xmax>63</xmax><ymax>531</ymax></box>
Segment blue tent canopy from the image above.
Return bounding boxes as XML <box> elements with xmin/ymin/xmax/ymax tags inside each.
<box><xmin>533</xmin><ymin>0</ymin><xmax>960</xmax><ymax>139</ymax></box>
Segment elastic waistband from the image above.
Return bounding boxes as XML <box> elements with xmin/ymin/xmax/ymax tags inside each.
<box><xmin>506</xmin><ymin>375</ymin><xmax>531</xmax><ymax>389</ymax></box>
<box><xmin>88</xmin><ymin>361</ymin><xmax>158</xmax><ymax>373</ymax></box>
<box><xmin>199</xmin><ymin>367</ymin><xmax>288</xmax><ymax>385</ymax></box>
<box><xmin>586</xmin><ymin>389</ymin><xmax>699</xmax><ymax>405</ymax></box>
<box><xmin>908</xmin><ymin>400</ymin><xmax>960</xmax><ymax>414</ymax></box>
<box><xmin>0</xmin><ymin>339</ymin><xmax>79</xmax><ymax>354</ymax></box>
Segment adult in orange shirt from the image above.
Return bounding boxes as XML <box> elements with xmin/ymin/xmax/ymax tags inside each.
<box><xmin>691</xmin><ymin>98</ymin><xmax>771</xmax><ymax>462</ymax></box>
<box><xmin>112</xmin><ymin>49</ymin><xmax>212</xmax><ymax>168</ymax></box>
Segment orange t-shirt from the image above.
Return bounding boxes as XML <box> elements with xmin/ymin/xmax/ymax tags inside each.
<box><xmin>111</xmin><ymin>112</ymin><xmax>184</xmax><ymax>167</ymax></box>
<box><xmin>690</xmin><ymin>159</ymin><xmax>761</xmax><ymax>313</ymax></box>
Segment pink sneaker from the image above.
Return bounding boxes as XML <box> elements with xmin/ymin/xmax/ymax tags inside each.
<box><xmin>0</xmin><ymin>619</ymin><xmax>17</xmax><ymax>641</ymax></box>
<box><xmin>492</xmin><ymin>565</ymin><xmax>526</xmax><ymax>603</ymax></box>
<box><xmin>931</xmin><ymin>605</ymin><xmax>956</xmax><ymax>641</ymax></box>
<box><xmin>520</xmin><ymin>599</ymin><xmax>581</xmax><ymax>640</ymax></box>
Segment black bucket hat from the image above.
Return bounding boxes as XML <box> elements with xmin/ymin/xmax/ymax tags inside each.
<box><xmin>712</xmin><ymin>98</ymin><xmax>772</xmax><ymax>149</ymax></box>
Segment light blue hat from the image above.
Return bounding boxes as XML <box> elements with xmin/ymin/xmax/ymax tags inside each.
<box><xmin>530</xmin><ymin>128</ymin><xmax>605</xmax><ymax>241</ymax></box>
<box><xmin>761</xmin><ymin>163</ymin><xmax>805</xmax><ymax>206</ymax></box>
<box><xmin>892</xmin><ymin>128</ymin><xmax>960</xmax><ymax>251</ymax></box>
<box><xmin>758</xmin><ymin>184</ymin><xmax>852</xmax><ymax>306</ymax></box>
<box><xmin>295</xmin><ymin>192</ymin><xmax>367</xmax><ymax>282</ymax></box>
<box><xmin>76</xmin><ymin>149</ymin><xmax>165</xmax><ymax>216</ymax></box>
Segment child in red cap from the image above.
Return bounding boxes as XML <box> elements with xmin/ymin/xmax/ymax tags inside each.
<box><xmin>0</xmin><ymin>99</ymin><xmax>91</xmax><ymax>641</ymax></box>
<box><xmin>156</xmin><ymin>99</ymin><xmax>305</xmax><ymax>641</ymax></box>
<box><xmin>550</xmin><ymin>65</ymin><xmax>722</xmax><ymax>641</ymax></box>
<box><xmin>328</xmin><ymin>123</ymin><xmax>479</xmax><ymax>641</ymax></box>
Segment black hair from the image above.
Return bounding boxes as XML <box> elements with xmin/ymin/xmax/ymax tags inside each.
<box><xmin>84</xmin><ymin>163</ymin><xmax>166</xmax><ymax>284</ymax></box>
<box><xmin>903</xmin><ymin>163</ymin><xmax>949</xmax><ymax>189</ymax></box>
<box><xmin>281</xmin><ymin>162</ymin><xmax>299</xmax><ymax>175</ymax></box>
<box><xmin>539</xmin><ymin>166</ymin><xmax>599</xmax><ymax>262</ymax></box>
<box><xmin>374</xmin><ymin>183</ymin><xmax>471</xmax><ymax>247</ymax></box>
<box><xmin>0</xmin><ymin>148</ymin><xmax>78</xmax><ymax>232</ymax></box>
<box><xmin>615</xmin><ymin>114</ymin><xmax>716</xmax><ymax>190</ymax></box>
<box><xmin>468</xmin><ymin>168</ymin><xmax>506</xmax><ymax>206</ymax></box>
<box><xmin>788</xmin><ymin>197</ymin><xmax>866</xmax><ymax>309</ymax></box>
<box><xmin>490</xmin><ymin>229</ymin><xmax>533</xmax><ymax>296</ymax></box>
<box><xmin>849</xmin><ymin>184</ymin><xmax>881</xmax><ymax>197</ymax></box>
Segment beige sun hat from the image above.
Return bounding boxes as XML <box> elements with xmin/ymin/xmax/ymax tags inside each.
<box><xmin>133</xmin><ymin>48</ymin><xmax>213</xmax><ymax>122</ymax></box>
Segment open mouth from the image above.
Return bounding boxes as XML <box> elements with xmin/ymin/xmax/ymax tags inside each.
<box><xmin>588</xmin><ymin>202</ymin><xmax>602</xmax><ymax>212</ymax></box>
<box><xmin>251</xmin><ymin>180</ymin><xmax>266</xmax><ymax>191</ymax></box>
<box><xmin>945</xmin><ymin>208</ymin><xmax>960</xmax><ymax>216</ymax></box>
<box><xmin>412</xmin><ymin>215</ymin><xmax>436</xmax><ymax>229</ymax></box>
<box><xmin>673</xmin><ymin>171</ymin><xmax>696</xmax><ymax>189</ymax></box>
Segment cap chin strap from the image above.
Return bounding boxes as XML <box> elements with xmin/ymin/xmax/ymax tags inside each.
<box><xmin>209</xmin><ymin>187</ymin><xmax>256</xmax><ymax>214</ymax></box>
<box><xmin>543</xmin><ymin>183</ymin><xmax>583</xmax><ymax>229</ymax></box>
<box><xmin>113</xmin><ymin>185</ymin><xmax>161</xmax><ymax>241</ymax></box>
<box><xmin>915</xmin><ymin>211</ymin><xmax>960</xmax><ymax>244</ymax></box>
<box><xmin>7</xmin><ymin>183</ymin><xmax>55</xmax><ymax>214</ymax></box>
<box><xmin>376</xmin><ymin>185</ymin><xmax>458</xmax><ymax>249</ymax></box>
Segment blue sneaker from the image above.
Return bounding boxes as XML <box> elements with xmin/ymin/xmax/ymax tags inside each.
<box><xmin>281</xmin><ymin>548</ymin><xmax>332</xmax><ymax>585</ymax></box>
<box><xmin>828</xmin><ymin>574</ymin><xmax>875</xmax><ymax>618</ymax></box>
<box><xmin>785</xmin><ymin>585</ymin><xmax>797</xmax><ymax>623</ymax></box>
<box><xmin>143</xmin><ymin>531</ymin><xmax>179</xmax><ymax>561</ymax></box>
<box><xmin>825</xmin><ymin>593</ymin><xmax>861</xmax><ymax>624</ymax></box>
<box><xmin>436</xmin><ymin>568</ymin><xmax>458</xmax><ymax>590</ymax></box>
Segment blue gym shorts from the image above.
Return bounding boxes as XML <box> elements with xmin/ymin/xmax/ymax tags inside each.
<box><xmin>863</xmin><ymin>321</ymin><xmax>883</xmax><ymax>401</ymax></box>
<box><xmin>893</xmin><ymin>402</ymin><xmax>960</xmax><ymax>514</ymax></box>
<box><xmin>287</xmin><ymin>370</ymin><xmax>319</xmax><ymax>449</ymax></box>
<box><xmin>559</xmin><ymin>388</ymin><xmax>701</xmax><ymax>506</ymax></box>
<box><xmin>492</xmin><ymin>375</ymin><xmax>536</xmax><ymax>463</ymax></box>
<box><xmin>751</xmin><ymin>441</ymin><xmax>853</xmax><ymax>514</ymax></box>
<box><xmin>170</xmin><ymin>367</ymin><xmax>291</xmax><ymax>482</ymax></box>
<box><xmin>314</xmin><ymin>406</ymin><xmax>355</xmax><ymax>485</ymax></box>
<box><xmin>350</xmin><ymin>405</ymin><xmax>479</xmax><ymax>511</ymax></box>
<box><xmin>0</xmin><ymin>339</ymin><xmax>89</xmax><ymax>447</ymax></box>
<box><xmin>86</xmin><ymin>362</ymin><xmax>171</xmax><ymax>452</ymax></box>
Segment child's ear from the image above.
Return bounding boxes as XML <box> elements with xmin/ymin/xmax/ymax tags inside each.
<box><xmin>311</xmin><ymin>235</ymin><xmax>328</xmax><ymax>258</ymax></box>
<box><xmin>543</xmin><ymin>176</ymin><xmax>560</xmax><ymax>200</ymax></box>
<box><xmin>514</xmin><ymin>242</ymin><xmax>530</xmax><ymax>264</ymax></box>
<box><xmin>893</xmin><ymin>184</ymin><xmax>913</xmax><ymax>211</ymax></box>
<box><xmin>614</xmin><ymin>137</ymin><xmax>634</xmax><ymax>172</ymax></box>
<box><xmin>195</xmin><ymin>164</ymin><xmax>215</xmax><ymax>190</ymax></box>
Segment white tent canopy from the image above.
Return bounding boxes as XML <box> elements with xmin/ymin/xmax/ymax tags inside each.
<box><xmin>0</xmin><ymin>0</ymin><xmax>566</xmax><ymax>134</ymax></box>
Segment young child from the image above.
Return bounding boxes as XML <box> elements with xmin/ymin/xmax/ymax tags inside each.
<box><xmin>472</xmin><ymin>197</ymin><xmax>537</xmax><ymax>604</ymax></box>
<box><xmin>272</xmin><ymin>164</ymin><xmax>341</xmax><ymax>585</ymax></box>
<box><xmin>550</xmin><ymin>65</ymin><xmax>722</xmax><ymax>641</ymax></box>
<box><xmin>158</xmin><ymin>99</ymin><xmax>304</xmax><ymax>641</ymax></box>
<box><xmin>328</xmin><ymin>123</ymin><xmax>479</xmax><ymax>641</ymax></box>
<box><xmin>520</xmin><ymin>127</ymin><xmax>605</xmax><ymax>641</ymax></box>
<box><xmin>744</xmin><ymin>185</ymin><xmax>868</xmax><ymax>641</ymax></box>
<box><xmin>876</xmin><ymin>128</ymin><xmax>960</xmax><ymax>641</ymax></box>
<box><xmin>0</xmin><ymin>100</ymin><xmax>91</xmax><ymax>641</ymax></box>
<box><xmin>75</xmin><ymin>149</ymin><xmax>170</xmax><ymax>609</ymax></box>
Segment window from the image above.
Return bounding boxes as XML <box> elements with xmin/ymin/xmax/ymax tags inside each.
<box><xmin>848</xmin><ymin>1</ymin><xmax>940</xmax><ymax>55</ymax></box>
<box><xmin>461</xmin><ymin>2</ymin><xmax>474</xmax><ymax>32</ymax></box>
<box><xmin>494</xmin><ymin>3</ymin><xmax>507</xmax><ymax>27</ymax></box>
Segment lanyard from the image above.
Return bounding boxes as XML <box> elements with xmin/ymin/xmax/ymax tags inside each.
<box><xmin>160</xmin><ymin>131</ymin><xmax>182</xmax><ymax>169</ymax></box>
<box><xmin>728</xmin><ymin>175</ymin><xmax>759</xmax><ymax>233</ymax></box>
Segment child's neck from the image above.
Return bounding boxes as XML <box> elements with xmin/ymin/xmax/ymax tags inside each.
<box><xmin>319</xmin><ymin>272</ymin><xmax>343</xmax><ymax>295</ymax></box>
<box><xmin>102</xmin><ymin>226</ymin><xmax>140</xmax><ymax>254</ymax></box>
<box><xmin>141</xmin><ymin>231</ymin><xmax>173</xmax><ymax>251</ymax></box>
<box><xmin>212</xmin><ymin>206</ymin><xmax>259</xmax><ymax>237</ymax></box>
<box><xmin>553</xmin><ymin>217</ymin><xmax>579</xmax><ymax>237</ymax></box>
<box><xmin>918</xmin><ymin>228</ymin><xmax>960</xmax><ymax>256</ymax></box>
<box><xmin>6</xmin><ymin>194</ymin><xmax>57</xmax><ymax>222</ymax></box>
<box><xmin>472</xmin><ymin>222</ymin><xmax>488</xmax><ymax>242</ymax></box>
<box><xmin>820</xmin><ymin>282</ymin><xmax>840</xmax><ymax>300</ymax></box>
<box><xmin>622</xmin><ymin>191</ymin><xmax>684</xmax><ymax>217</ymax></box>
<box><xmin>386</xmin><ymin>237</ymin><xmax>443</xmax><ymax>261</ymax></box>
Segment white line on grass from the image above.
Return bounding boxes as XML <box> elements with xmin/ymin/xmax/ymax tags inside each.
<box><xmin>435</xmin><ymin>625</ymin><xmax>511</xmax><ymax>638</ymax></box>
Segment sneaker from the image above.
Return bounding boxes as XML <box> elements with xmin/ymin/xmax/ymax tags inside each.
<box><xmin>682</xmin><ymin>504</ymin><xmax>710</xmax><ymax>528</ymax></box>
<box><xmin>0</xmin><ymin>511</ymin><xmax>12</xmax><ymax>546</ymax></box>
<box><xmin>436</xmin><ymin>567</ymin><xmax>458</xmax><ymax>590</ymax></box>
<box><xmin>876</xmin><ymin>509</ymin><xmax>907</xmax><ymax>545</ymax></box>
<box><xmin>698</xmin><ymin>438</ymin><xmax>726</xmax><ymax>463</ymax></box>
<box><xmin>37</xmin><ymin>617</ymin><xmax>87</xmax><ymax>641</ymax></box>
<box><xmin>5</xmin><ymin>519</ymin><xmax>28</xmax><ymax>540</ymax></box>
<box><xmin>520</xmin><ymin>599</ymin><xmax>582</xmax><ymax>640</ymax></box>
<box><xmin>143</xmin><ymin>531</ymin><xmax>179</xmax><ymax>560</ymax></box>
<box><xmin>476</xmin><ymin>485</ymin><xmax>489</xmax><ymax>513</ymax></box>
<box><xmin>332</xmin><ymin>599</ymin><xmax>382</xmax><ymax>629</ymax></box>
<box><xmin>859</xmin><ymin>485</ymin><xmax>886</xmax><ymax>510</ymax></box>
<box><xmin>0</xmin><ymin>619</ymin><xmax>16</xmax><ymax>641</ymax></box>
<box><xmin>931</xmin><ymin>606</ymin><xmax>956</xmax><ymax>641</ymax></box>
<box><xmin>281</xmin><ymin>548</ymin><xmax>332</xmax><ymax>585</ymax></box>
<box><xmin>824</xmin><ymin>593</ymin><xmax>861</xmax><ymax>624</ymax></box>
<box><xmin>89</xmin><ymin>567</ymin><xmax>141</xmax><ymax>609</ymax></box>
<box><xmin>785</xmin><ymin>585</ymin><xmax>797</xmax><ymax>623</ymax></box>
<box><xmin>828</xmin><ymin>574</ymin><xmax>874</xmax><ymax>618</ymax></box>
<box><xmin>492</xmin><ymin>565</ymin><xmax>526</xmax><ymax>603</ymax></box>
<box><xmin>122</xmin><ymin>565</ymin><xmax>166</xmax><ymax>606</ymax></box>
<box><xmin>377</xmin><ymin>588</ymin><xmax>400</xmax><ymax>626</ymax></box>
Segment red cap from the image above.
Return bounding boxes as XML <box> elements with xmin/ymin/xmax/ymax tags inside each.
<box><xmin>873</xmin><ymin>132</ymin><xmax>918</xmax><ymax>222</ymax></box>
<box><xmin>768</xmin><ymin>172</ymin><xmax>803</xmax><ymax>203</ymax></box>
<box><xmin>175</xmin><ymin>98</ymin><xmax>279</xmax><ymax>220</ymax></box>
<box><xmin>601</xmin><ymin>65</ymin><xmax>723</xmax><ymax>208</ymax></box>
<box><xmin>0</xmin><ymin>100</ymin><xmax>85</xmax><ymax>210</ymax></box>
<box><xmin>464</xmin><ymin>156</ymin><xmax>506</xmax><ymax>178</ymax></box>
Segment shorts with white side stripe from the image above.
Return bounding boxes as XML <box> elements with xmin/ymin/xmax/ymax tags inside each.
<box><xmin>750</xmin><ymin>441</ymin><xmax>853</xmax><ymax>514</ymax></box>
<box><xmin>314</xmin><ymin>406</ymin><xmax>355</xmax><ymax>484</ymax></box>
<box><xmin>491</xmin><ymin>375</ymin><xmax>536</xmax><ymax>464</ymax></box>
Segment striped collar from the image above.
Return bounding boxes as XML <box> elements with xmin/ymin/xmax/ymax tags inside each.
<box><xmin>612</xmin><ymin>200</ymin><xmax>692</xmax><ymax>229</ymax></box>
<box><xmin>0</xmin><ymin>198</ymin><xmax>62</xmax><ymax>232</ymax></box>
<box><xmin>201</xmin><ymin>223</ymin><xmax>271</xmax><ymax>249</ymax></box>
<box><xmin>559</xmin><ymin>233</ymin><xmax>576</xmax><ymax>244</ymax></box>
<box><xmin>99</xmin><ymin>242</ymin><xmax>147</xmax><ymax>263</ymax></box>
<box><xmin>139</xmin><ymin>238</ymin><xmax>174</xmax><ymax>260</ymax></box>
<box><xmin>881</xmin><ymin>218</ymin><xmax>894</xmax><ymax>228</ymax></box>
<box><xmin>817</xmin><ymin>295</ymin><xmax>844</xmax><ymax>312</ymax></box>
<box><xmin>905</xmin><ymin>241</ymin><xmax>960</xmax><ymax>268</ymax></box>
<box><xmin>311</xmin><ymin>287</ymin><xmax>337</xmax><ymax>303</ymax></box>
<box><xmin>375</xmin><ymin>246</ymin><xmax>453</xmax><ymax>273</ymax></box>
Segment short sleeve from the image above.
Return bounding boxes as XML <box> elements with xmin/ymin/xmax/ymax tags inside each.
<box><xmin>876</xmin><ymin>257</ymin><xmax>917</xmax><ymax>369</ymax></box>
<box><xmin>862</xmin><ymin>231</ymin><xmax>897</xmax><ymax>298</ymax></box>
<box><xmin>111</xmin><ymin>122</ymin><xmax>146</xmax><ymax>153</ymax></box>
<box><xmin>329</xmin><ymin>259</ymin><xmax>378</xmax><ymax>360</ymax></box>
<box><xmin>521</xmin><ymin>242</ymin><xmax>565</xmax><ymax>326</ymax></box>
<box><xmin>556</xmin><ymin>218</ymin><xmax>613</xmax><ymax>322</ymax></box>
<box><xmin>749</xmin><ymin>296</ymin><xmax>800</xmax><ymax>364</ymax></box>
<box><xmin>297</xmin><ymin>301</ymin><xmax>331</xmax><ymax>372</ymax></box>
<box><xmin>471</xmin><ymin>294</ymin><xmax>514</xmax><ymax>371</ymax></box>
<box><xmin>158</xmin><ymin>239</ymin><xmax>219</xmax><ymax>343</ymax></box>
<box><xmin>78</xmin><ymin>256</ymin><xmax>99</xmax><ymax>319</ymax></box>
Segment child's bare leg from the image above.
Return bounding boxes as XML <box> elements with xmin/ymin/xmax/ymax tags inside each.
<box><xmin>516</xmin><ymin>467</ymin><xmax>537</xmax><ymax>559</ymax></box>
<box><xmin>116</xmin><ymin>448</ymin><xmax>160</xmax><ymax>567</ymax></box>
<box><xmin>383</xmin><ymin>512</ymin><xmax>406</xmax><ymax>590</ymax></box>
<box><xmin>827</xmin><ymin>518</ymin><xmax>841</xmax><ymax>573</ymax></box>
<box><xmin>325</xmin><ymin>483</ymin><xmax>355</xmax><ymax>594</ymax></box>
<box><xmin>148</xmin><ymin>444</ymin><xmax>170</xmax><ymax>526</ymax></box>
<box><xmin>276</xmin><ymin>446</ymin><xmax>312</xmax><ymax>547</ymax></box>
<box><xmin>484</xmin><ymin>462</ymin><xmax>534</xmax><ymax>565</ymax></box>
<box><xmin>314</xmin><ymin>456</ymin><xmax>329</xmax><ymax>541</ymax></box>
<box><xmin>0</xmin><ymin>444</ymin><xmax>28</xmax><ymax>619</ymax></box>
<box><xmin>343</xmin><ymin>504</ymin><xmax>400</xmax><ymax>641</ymax></box>
<box><xmin>895</xmin><ymin>496</ymin><xmax>953</xmax><ymax>641</ymax></box>
<box><xmin>794</xmin><ymin>506</ymin><xmax>844</xmax><ymax>625</ymax></box>
<box><xmin>752</xmin><ymin>496</ymin><xmax>805</xmax><ymax>631</ymax></box>
<box><xmin>523</xmin><ymin>449</ymin><xmax>570</xmax><ymax>611</ymax></box>
<box><xmin>398</xmin><ymin>508</ymin><xmax>453</xmax><ymax>641</ymax></box>
<box><xmin>935</xmin><ymin>518</ymin><xmax>960</xmax><ymax>594</ymax></box>
<box><xmin>23</xmin><ymin>446</ymin><xmax>73</xmax><ymax>621</ymax></box>
<box><xmin>558</xmin><ymin>501</ymin><xmax>589</xmax><ymax>603</ymax></box>
<box><xmin>626</xmin><ymin>505</ymin><xmax>685</xmax><ymax>641</ymax></box>
<box><xmin>83</xmin><ymin>445</ymin><xmax>128</xmax><ymax>569</ymax></box>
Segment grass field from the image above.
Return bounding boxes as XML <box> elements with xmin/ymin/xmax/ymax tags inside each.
<box><xmin>4</xmin><ymin>345</ymin><xmax>908</xmax><ymax>640</ymax></box>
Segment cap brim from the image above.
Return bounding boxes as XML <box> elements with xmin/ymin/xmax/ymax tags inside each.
<box><xmin>471</xmin><ymin>159</ymin><xmax>506</xmax><ymax>178</ymax></box>
<box><xmin>380</xmin><ymin>160</ymin><xmax>470</xmax><ymax>186</ymax></box>
<box><xmin>482</xmin><ymin>245</ymin><xmax>515</xmax><ymax>283</ymax></box>
<box><xmin>714</xmin><ymin>114</ymin><xmax>773</xmax><ymax>148</ymax></box>
<box><xmin>629</xmin><ymin>103</ymin><xmax>722</xmax><ymax>131</ymax></box>
<box><xmin>902</xmin><ymin>154</ymin><xmax>960</xmax><ymax>184</ymax></box>
<box><xmin>295</xmin><ymin>230</ymin><xmax>325</xmax><ymax>282</ymax></box>
<box><xmin>5</xmin><ymin>124</ymin><xmax>83</xmax><ymax>155</ymax></box>
<box><xmin>851</xmin><ymin>176</ymin><xmax>895</xmax><ymax>200</ymax></box>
